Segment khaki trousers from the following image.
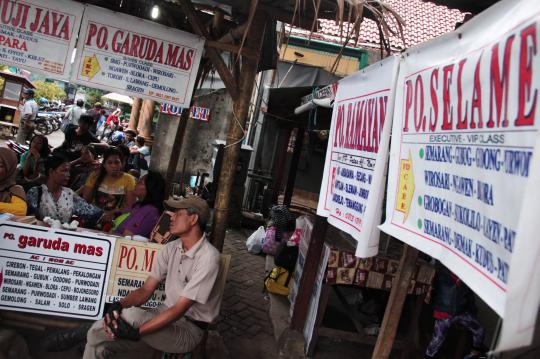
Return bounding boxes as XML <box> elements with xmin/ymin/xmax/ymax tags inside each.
<box><xmin>83</xmin><ymin>307</ymin><xmax>204</xmax><ymax>359</ymax></box>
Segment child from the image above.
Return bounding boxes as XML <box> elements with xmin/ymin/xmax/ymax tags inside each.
<box><xmin>425</xmin><ymin>264</ymin><xmax>487</xmax><ymax>359</ymax></box>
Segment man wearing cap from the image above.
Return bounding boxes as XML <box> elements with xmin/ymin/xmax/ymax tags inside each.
<box><xmin>83</xmin><ymin>196</ymin><xmax>221</xmax><ymax>358</ymax></box>
<box><xmin>16</xmin><ymin>88</ymin><xmax>38</xmax><ymax>144</ymax></box>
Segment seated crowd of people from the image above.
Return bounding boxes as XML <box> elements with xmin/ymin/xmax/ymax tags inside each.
<box><xmin>0</xmin><ymin>114</ymin><xmax>164</xmax><ymax>239</ymax></box>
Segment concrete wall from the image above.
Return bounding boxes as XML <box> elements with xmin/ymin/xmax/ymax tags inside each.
<box><xmin>150</xmin><ymin>89</ymin><xmax>233</xmax><ymax>184</ymax></box>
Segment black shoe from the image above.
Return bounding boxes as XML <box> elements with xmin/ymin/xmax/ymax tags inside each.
<box><xmin>42</xmin><ymin>323</ymin><xmax>92</xmax><ymax>352</ymax></box>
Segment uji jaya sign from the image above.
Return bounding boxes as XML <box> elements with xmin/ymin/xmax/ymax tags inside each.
<box><xmin>71</xmin><ymin>5</ymin><xmax>204</xmax><ymax>108</ymax></box>
<box><xmin>0</xmin><ymin>0</ymin><xmax>84</xmax><ymax>80</ymax></box>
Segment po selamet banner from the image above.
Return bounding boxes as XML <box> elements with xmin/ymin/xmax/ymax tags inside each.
<box><xmin>317</xmin><ymin>55</ymin><xmax>399</xmax><ymax>257</ymax></box>
<box><xmin>72</xmin><ymin>5</ymin><xmax>204</xmax><ymax>108</ymax></box>
<box><xmin>0</xmin><ymin>221</ymin><xmax>116</xmax><ymax>320</ymax></box>
<box><xmin>0</xmin><ymin>0</ymin><xmax>83</xmax><ymax>80</ymax></box>
<box><xmin>379</xmin><ymin>0</ymin><xmax>539</xmax><ymax>319</ymax></box>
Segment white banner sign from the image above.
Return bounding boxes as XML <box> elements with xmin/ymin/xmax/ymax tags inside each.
<box><xmin>72</xmin><ymin>6</ymin><xmax>204</xmax><ymax>107</ymax></box>
<box><xmin>379</xmin><ymin>0</ymin><xmax>539</xmax><ymax>326</ymax></box>
<box><xmin>0</xmin><ymin>221</ymin><xmax>116</xmax><ymax>320</ymax></box>
<box><xmin>0</xmin><ymin>0</ymin><xmax>83</xmax><ymax>80</ymax></box>
<box><xmin>317</xmin><ymin>55</ymin><xmax>399</xmax><ymax>257</ymax></box>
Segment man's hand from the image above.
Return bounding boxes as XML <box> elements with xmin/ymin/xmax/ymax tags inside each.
<box><xmin>105</xmin><ymin>301</ymin><xmax>123</xmax><ymax>321</ymax></box>
<box><xmin>110</xmin><ymin>315</ymin><xmax>140</xmax><ymax>341</ymax></box>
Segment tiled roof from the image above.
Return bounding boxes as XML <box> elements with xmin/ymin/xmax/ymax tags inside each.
<box><xmin>287</xmin><ymin>0</ymin><xmax>467</xmax><ymax>50</ymax></box>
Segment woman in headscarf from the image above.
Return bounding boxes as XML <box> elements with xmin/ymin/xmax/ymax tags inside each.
<box><xmin>0</xmin><ymin>148</ymin><xmax>27</xmax><ymax>216</ymax></box>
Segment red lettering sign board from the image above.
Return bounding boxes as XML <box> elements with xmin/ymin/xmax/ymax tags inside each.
<box><xmin>0</xmin><ymin>0</ymin><xmax>84</xmax><ymax>80</ymax></box>
<box><xmin>317</xmin><ymin>55</ymin><xmax>399</xmax><ymax>258</ymax></box>
<box><xmin>0</xmin><ymin>221</ymin><xmax>116</xmax><ymax>319</ymax></box>
<box><xmin>71</xmin><ymin>5</ymin><xmax>204</xmax><ymax>108</ymax></box>
<box><xmin>378</xmin><ymin>0</ymin><xmax>540</xmax><ymax>351</ymax></box>
<box><xmin>106</xmin><ymin>239</ymin><xmax>165</xmax><ymax>308</ymax></box>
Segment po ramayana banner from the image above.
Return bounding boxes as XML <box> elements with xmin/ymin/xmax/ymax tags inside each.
<box><xmin>380</xmin><ymin>0</ymin><xmax>539</xmax><ymax>319</ymax></box>
<box><xmin>71</xmin><ymin>5</ymin><xmax>204</xmax><ymax>108</ymax></box>
<box><xmin>317</xmin><ymin>56</ymin><xmax>399</xmax><ymax>257</ymax></box>
<box><xmin>0</xmin><ymin>221</ymin><xmax>116</xmax><ymax>320</ymax></box>
<box><xmin>0</xmin><ymin>0</ymin><xmax>84</xmax><ymax>80</ymax></box>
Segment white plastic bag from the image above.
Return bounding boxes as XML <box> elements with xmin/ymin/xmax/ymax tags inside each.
<box><xmin>246</xmin><ymin>226</ymin><xmax>265</xmax><ymax>254</ymax></box>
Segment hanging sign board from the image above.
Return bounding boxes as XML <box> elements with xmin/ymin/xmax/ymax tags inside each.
<box><xmin>159</xmin><ymin>103</ymin><xmax>210</xmax><ymax>121</ymax></box>
<box><xmin>106</xmin><ymin>239</ymin><xmax>165</xmax><ymax>308</ymax></box>
<box><xmin>317</xmin><ymin>55</ymin><xmax>399</xmax><ymax>257</ymax></box>
<box><xmin>190</xmin><ymin>106</ymin><xmax>210</xmax><ymax>121</ymax></box>
<box><xmin>0</xmin><ymin>0</ymin><xmax>83</xmax><ymax>80</ymax></box>
<box><xmin>379</xmin><ymin>0</ymin><xmax>540</xmax><ymax>327</ymax></box>
<box><xmin>160</xmin><ymin>103</ymin><xmax>182</xmax><ymax>116</ymax></box>
<box><xmin>0</xmin><ymin>221</ymin><xmax>116</xmax><ymax>320</ymax></box>
<box><xmin>72</xmin><ymin>5</ymin><xmax>204</xmax><ymax>108</ymax></box>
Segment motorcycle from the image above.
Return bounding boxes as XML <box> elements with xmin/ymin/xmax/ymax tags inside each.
<box><xmin>6</xmin><ymin>140</ymin><xmax>28</xmax><ymax>159</ymax></box>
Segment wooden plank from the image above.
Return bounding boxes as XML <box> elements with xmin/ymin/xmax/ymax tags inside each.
<box><xmin>372</xmin><ymin>244</ymin><xmax>419</xmax><ymax>359</ymax></box>
<box><xmin>318</xmin><ymin>326</ymin><xmax>410</xmax><ymax>349</ymax></box>
<box><xmin>306</xmin><ymin>283</ymin><xmax>331</xmax><ymax>357</ymax></box>
<box><xmin>178</xmin><ymin>0</ymin><xmax>239</xmax><ymax>100</ymax></box>
<box><xmin>290</xmin><ymin>215</ymin><xmax>328</xmax><ymax>329</ymax></box>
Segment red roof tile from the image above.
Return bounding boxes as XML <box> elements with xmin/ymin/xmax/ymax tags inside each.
<box><xmin>287</xmin><ymin>0</ymin><xmax>466</xmax><ymax>50</ymax></box>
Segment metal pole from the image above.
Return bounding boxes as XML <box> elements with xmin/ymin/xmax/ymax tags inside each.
<box><xmin>283</xmin><ymin>127</ymin><xmax>305</xmax><ymax>206</ymax></box>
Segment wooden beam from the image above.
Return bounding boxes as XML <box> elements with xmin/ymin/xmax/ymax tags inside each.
<box><xmin>178</xmin><ymin>0</ymin><xmax>239</xmax><ymax>100</ymax></box>
<box><xmin>210</xmin><ymin>7</ymin><xmax>264</xmax><ymax>252</ymax></box>
<box><xmin>372</xmin><ymin>244</ymin><xmax>419</xmax><ymax>358</ymax></box>
<box><xmin>205</xmin><ymin>40</ymin><xmax>259</xmax><ymax>60</ymax></box>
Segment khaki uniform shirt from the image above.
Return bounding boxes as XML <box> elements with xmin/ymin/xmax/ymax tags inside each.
<box><xmin>150</xmin><ymin>234</ymin><xmax>221</xmax><ymax>323</ymax></box>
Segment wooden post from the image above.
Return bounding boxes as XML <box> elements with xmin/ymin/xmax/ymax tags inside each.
<box><xmin>128</xmin><ymin>97</ymin><xmax>142</xmax><ymax>132</ymax></box>
<box><xmin>290</xmin><ymin>215</ymin><xmax>328</xmax><ymax>330</ymax></box>
<box><xmin>210</xmin><ymin>9</ymin><xmax>264</xmax><ymax>252</ymax></box>
<box><xmin>372</xmin><ymin>244</ymin><xmax>419</xmax><ymax>359</ymax></box>
<box><xmin>137</xmin><ymin>99</ymin><xmax>155</xmax><ymax>141</ymax></box>
<box><xmin>165</xmin><ymin>108</ymin><xmax>191</xmax><ymax>196</ymax></box>
<box><xmin>283</xmin><ymin>127</ymin><xmax>305</xmax><ymax>206</ymax></box>
<box><xmin>178</xmin><ymin>0</ymin><xmax>239</xmax><ymax>101</ymax></box>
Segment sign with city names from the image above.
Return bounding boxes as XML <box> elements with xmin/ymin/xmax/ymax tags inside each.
<box><xmin>106</xmin><ymin>239</ymin><xmax>165</xmax><ymax>308</ymax></box>
<box><xmin>71</xmin><ymin>5</ymin><xmax>204</xmax><ymax>108</ymax></box>
<box><xmin>0</xmin><ymin>221</ymin><xmax>116</xmax><ymax>319</ymax></box>
<box><xmin>317</xmin><ymin>55</ymin><xmax>399</xmax><ymax>257</ymax></box>
<box><xmin>380</xmin><ymin>0</ymin><xmax>539</xmax><ymax>323</ymax></box>
<box><xmin>0</xmin><ymin>0</ymin><xmax>84</xmax><ymax>80</ymax></box>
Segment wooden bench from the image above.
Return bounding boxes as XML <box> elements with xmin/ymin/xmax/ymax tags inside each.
<box><xmin>153</xmin><ymin>254</ymin><xmax>231</xmax><ymax>359</ymax></box>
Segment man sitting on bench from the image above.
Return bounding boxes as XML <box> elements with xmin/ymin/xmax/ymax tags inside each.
<box><xmin>83</xmin><ymin>197</ymin><xmax>221</xmax><ymax>358</ymax></box>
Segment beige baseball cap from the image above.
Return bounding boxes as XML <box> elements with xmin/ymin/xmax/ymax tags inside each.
<box><xmin>164</xmin><ymin>196</ymin><xmax>210</xmax><ymax>224</ymax></box>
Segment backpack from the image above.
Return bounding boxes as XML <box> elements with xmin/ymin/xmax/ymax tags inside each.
<box><xmin>264</xmin><ymin>267</ymin><xmax>292</xmax><ymax>296</ymax></box>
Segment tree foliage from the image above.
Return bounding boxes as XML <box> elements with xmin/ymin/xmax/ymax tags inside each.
<box><xmin>34</xmin><ymin>81</ymin><xmax>66</xmax><ymax>101</ymax></box>
<box><xmin>0</xmin><ymin>64</ymin><xmax>7</xmax><ymax>89</ymax></box>
<box><xmin>84</xmin><ymin>87</ymin><xmax>106</xmax><ymax>107</ymax></box>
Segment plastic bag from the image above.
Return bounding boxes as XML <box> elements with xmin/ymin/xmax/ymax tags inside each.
<box><xmin>246</xmin><ymin>226</ymin><xmax>265</xmax><ymax>254</ymax></box>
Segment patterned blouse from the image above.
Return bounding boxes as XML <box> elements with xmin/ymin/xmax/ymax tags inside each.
<box><xmin>27</xmin><ymin>184</ymin><xmax>102</xmax><ymax>223</ymax></box>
